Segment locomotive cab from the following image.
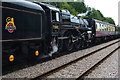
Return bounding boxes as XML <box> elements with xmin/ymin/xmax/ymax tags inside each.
<box><xmin>34</xmin><ymin>2</ymin><xmax>61</xmax><ymax>37</ymax></box>
<box><xmin>34</xmin><ymin>2</ymin><xmax>62</xmax><ymax>55</ymax></box>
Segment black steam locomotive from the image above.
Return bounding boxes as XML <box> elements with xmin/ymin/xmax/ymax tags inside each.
<box><xmin>1</xmin><ymin>0</ymin><xmax>120</xmax><ymax>65</ymax></box>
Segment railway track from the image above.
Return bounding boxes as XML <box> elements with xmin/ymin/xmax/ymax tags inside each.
<box><xmin>33</xmin><ymin>39</ymin><xmax>120</xmax><ymax>79</ymax></box>
<box><xmin>2</xmin><ymin>39</ymin><xmax>120</xmax><ymax>79</ymax></box>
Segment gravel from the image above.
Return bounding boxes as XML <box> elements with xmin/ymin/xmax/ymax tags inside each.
<box><xmin>2</xmin><ymin>39</ymin><xmax>120</xmax><ymax>78</ymax></box>
<box><xmin>84</xmin><ymin>49</ymin><xmax>119</xmax><ymax>78</ymax></box>
<box><xmin>46</xmin><ymin>42</ymin><xmax>119</xmax><ymax>78</ymax></box>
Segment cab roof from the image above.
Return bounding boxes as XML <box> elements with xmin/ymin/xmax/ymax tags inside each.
<box><xmin>1</xmin><ymin>0</ymin><xmax>44</xmax><ymax>13</ymax></box>
<box><xmin>34</xmin><ymin>1</ymin><xmax>60</xmax><ymax>11</ymax></box>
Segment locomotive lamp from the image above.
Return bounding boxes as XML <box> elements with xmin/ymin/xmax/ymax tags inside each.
<box><xmin>35</xmin><ymin>51</ymin><xmax>39</xmax><ymax>56</ymax></box>
<box><xmin>9</xmin><ymin>55</ymin><xmax>14</xmax><ymax>62</ymax></box>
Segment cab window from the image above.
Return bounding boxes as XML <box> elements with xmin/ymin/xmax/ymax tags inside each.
<box><xmin>51</xmin><ymin>11</ymin><xmax>60</xmax><ymax>22</ymax></box>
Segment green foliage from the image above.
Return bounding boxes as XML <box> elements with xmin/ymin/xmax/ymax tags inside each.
<box><xmin>67</xmin><ymin>2</ymin><xmax>87</xmax><ymax>13</ymax></box>
<box><xmin>45</xmin><ymin>2</ymin><xmax>86</xmax><ymax>16</ymax></box>
<box><xmin>86</xmin><ymin>8</ymin><xmax>102</xmax><ymax>20</ymax></box>
<box><xmin>81</xmin><ymin>16</ymin><xmax>88</xmax><ymax>18</ymax></box>
<box><xmin>103</xmin><ymin>17</ymin><xmax>115</xmax><ymax>25</ymax></box>
<box><xmin>60</xmin><ymin>2</ymin><xmax>79</xmax><ymax>15</ymax></box>
<box><xmin>88</xmin><ymin>8</ymin><xmax>115</xmax><ymax>24</ymax></box>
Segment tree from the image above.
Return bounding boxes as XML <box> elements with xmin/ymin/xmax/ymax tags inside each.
<box><xmin>60</xmin><ymin>2</ymin><xmax>79</xmax><ymax>15</ymax></box>
<box><xmin>104</xmin><ymin>17</ymin><xmax>115</xmax><ymax>25</ymax></box>
<box><xmin>87</xmin><ymin>8</ymin><xmax>115</xmax><ymax>24</ymax></box>
<box><xmin>67</xmin><ymin>2</ymin><xmax>87</xmax><ymax>13</ymax></box>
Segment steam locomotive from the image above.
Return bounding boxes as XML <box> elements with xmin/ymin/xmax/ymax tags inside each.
<box><xmin>1</xmin><ymin>0</ymin><xmax>120</xmax><ymax>65</ymax></box>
